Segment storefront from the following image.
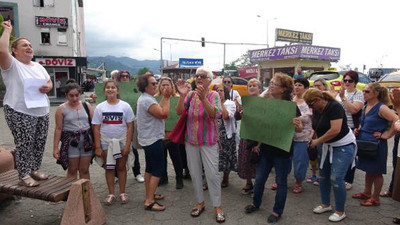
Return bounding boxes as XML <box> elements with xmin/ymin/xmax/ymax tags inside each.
<box><xmin>249</xmin><ymin>44</ymin><xmax>340</xmax><ymax>87</ymax></box>
<box><xmin>34</xmin><ymin>56</ymin><xmax>87</xmax><ymax>98</ymax></box>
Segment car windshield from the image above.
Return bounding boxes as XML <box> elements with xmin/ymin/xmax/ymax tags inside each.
<box><xmin>380</xmin><ymin>74</ymin><xmax>400</xmax><ymax>82</ymax></box>
<box><xmin>358</xmin><ymin>73</ymin><xmax>372</xmax><ymax>84</ymax></box>
<box><xmin>309</xmin><ymin>73</ymin><xmax>339</xmax><ymax>81</ymax></box>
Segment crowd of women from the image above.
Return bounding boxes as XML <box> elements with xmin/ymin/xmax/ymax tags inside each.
<box><xmin>3</xmin><ymin>20</ymin><xmax>400</xmax><ymax>224</ymax></box>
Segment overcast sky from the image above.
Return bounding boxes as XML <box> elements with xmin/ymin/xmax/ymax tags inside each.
<box><xmin>84</xmin><ymin>0</ymin><xmax>399</xmax><ymax>71</ymax></box>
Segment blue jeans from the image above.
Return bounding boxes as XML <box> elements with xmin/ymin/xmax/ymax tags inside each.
<box><xmin>318</xmin><ymin>143</ymin><xmax>355</xmax><ymax>212</ymax></box>
<box><xmin>253</xmin><ymin>148</ymin><xmax>290</xmax><ymax>215</ymax></box>
<box><xmin>292</xmin><ymin>141</ymin><xmax>309</xmax><ymax>181</ymax></box>
<box><xmin>389</xmin><ymin>133</ymin><xmax>400</xmax><ymax>192</ymax></box>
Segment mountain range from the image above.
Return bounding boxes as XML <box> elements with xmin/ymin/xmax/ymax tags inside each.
<box><xmin>87</xmin><ymin>56</ymin><xmax>162</xmax><ymax>75</ymax></box>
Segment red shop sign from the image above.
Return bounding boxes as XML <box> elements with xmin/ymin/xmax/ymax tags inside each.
<box><xmin>35</xmin><ymin>58</ymin><xmax>76</xmax><ymax>67</ymax></box>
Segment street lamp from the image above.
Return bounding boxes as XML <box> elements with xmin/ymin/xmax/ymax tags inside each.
<box><xmin>257</xmin><ymin>15</ymin><xmax>277</xmax><ymax>48</ymax></box>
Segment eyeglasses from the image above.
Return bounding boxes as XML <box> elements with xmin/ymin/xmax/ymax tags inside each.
<box><xmin>306</xmin><ymin>100</ymin><xmax>316</xmax><ymax>107</ymax></box>
<box><xmin>343</xmin><ymin>79</ymin><xmax>354</xmax><ymax>83</ymax></box>
<box><xmin>194</xmin><ymin>74</ymin><xmax>208</xmax><ymax>79</ymax></box>
<box><xmin>223</xmin><ymin>80</ymin><xmax>232</xmax><ymax>84</ymax></box>
<box><xmin>363</xmin><ymin>90</ymin><xmax>371</xmax><ymax>93</ymax></box>
<box><xmin>120</xmin><ymin>75</ymin><xmax>129</xmax><ymax>78</ymax></box>
<box><xmin>151</xmin><ymin>82</ymin><xmax>157</xmax><ymax>86</ymax></box>
<box><xmin>270</xmin><ymin>82</ymin><xmax>283</xmax><ymax>87</ymax></box>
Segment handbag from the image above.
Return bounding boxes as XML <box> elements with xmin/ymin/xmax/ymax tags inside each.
<box><xmin>82</xmin><ymin>102</ymin><xmax>94</xmax><ymax>152</ymax></box>
<box><xmin>356</xmin><ymin>140</ymin><xmax>379</xmax><ymax>159</ymax></box>
<box><xmin>170</xmin><ymin>93</ymin><xmax>194</xmax><ymax>144</ymax></box>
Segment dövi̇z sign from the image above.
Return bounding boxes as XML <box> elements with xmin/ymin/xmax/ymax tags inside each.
<box><xmin>35</xmin><ymin>58</ymin><xmax>76</xmax><ymax>67</ymax></box>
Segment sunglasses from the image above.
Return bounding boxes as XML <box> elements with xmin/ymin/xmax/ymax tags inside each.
<box><xmin>151</xmin><ymin>82</ymin><xmax>157</xmax><ymax>86</ymax></box>
<box><xmin>223</xmin><ymin>80</ymin><xmax>232</xmax><ymax>84</ymax></box>
<box><xmin>194</xmin><ymin>74</ymin><xmax>208</xmax><ymax>79</ymax></box>
<box><xmin>363</xmin><ymin>90</ymin><xmax>371</xmax><ymax>93</ymax></box>
<box><xmin>120</xmin><ymin>75</ymin><xmax>130</xmax><ymax>78</ymax></box>
<box><xmin>343</xmin><ymin>79</ymin><xmax>354</xmax><ymax>83</ymax></box>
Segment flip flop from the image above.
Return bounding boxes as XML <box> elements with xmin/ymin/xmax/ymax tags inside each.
<box><xmin>104</xmin><ymin>194</ymin><xmax>116</xmax><ymax>206</ymax></box>
<box><xmin>18</xmin><ymin>178</ymin><xmax>40</xmax><ymax>187</ymax></box>
<box><xmin>154</xmin><ymin>194</ymin><xmax>164</xmax><ymax>200</ymax></box>
<box><xmin>144</xmin><ymin>201</ymin><xmax>165</xmax><ymax>211</ymax></box>
<box><xmin>352</xmin><ymin>192</ymin><xmax>370</xmax><ymax>200</ymax></box>
<box><xmin>30</xmin><ymin>171</ymin><xmax>49</xmax><ymax>180</ymax></box>
<box><xmin>191</xmin><ymin>205</ymin><xmax>205</xmax><ymax>217</ymax></box>
<box><xmin>360</xmin><ymin>198</ymin><xmax>380</xmax><ymax>206</ymax></box>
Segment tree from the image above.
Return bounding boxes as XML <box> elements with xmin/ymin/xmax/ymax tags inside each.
<box><xmin>137</xmin><ymin>67</ymin><xmax>152</xmax><ymax>76</ymax></box>
<box><xmin>224</xmin><ymin>62</ymin><xmax>237</xmax><ymax>70</ymax></box>
<box><xmin>224</xmin><ymin>51</ymin><xmax>258</xmax><ymax>70</ymax></box>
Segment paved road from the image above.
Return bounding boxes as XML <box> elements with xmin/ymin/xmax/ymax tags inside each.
<box><xmin>0</xmin><ymin>106</ymin><xmax>399</xmax><ymax>225</ymax></box>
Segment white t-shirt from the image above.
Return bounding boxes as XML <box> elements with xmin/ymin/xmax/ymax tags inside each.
<box><xmin>92</xmin><ymin>100</ymin><xmax>135</xmax><ymax>139</ymax></box>
<box><xmin>230</xmin><ymin>89</ymin><xmax>242</xmax><ymax>105</ymax></box>
<box><xmin>137</xmin><ymin>92</ymin><xmax>165</xmax><ymax>146</ymax></box>
<box><xmin>1</xmin><ymin>57</ymin><xmax>50</xmax><ymax>116</ymax></box>
<box><xmin>336</xmin><ymin>89</ymin><xmax>364</xmax><ymax>128</ymax></box>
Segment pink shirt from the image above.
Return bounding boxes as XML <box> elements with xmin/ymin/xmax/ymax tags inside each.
<box><xmin>185</xmin><ymin>91</ymin><xmax>222</xmax><ymax>146</ymax></box>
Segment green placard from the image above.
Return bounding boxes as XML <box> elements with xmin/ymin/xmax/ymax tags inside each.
<box><xmin>240</xmin><ymin>96</ymin><xmax>296</xmax><ymax>152</ymax></box>
<box><xmin>94</xmin><ymin>82</ymin><xmax>179</xmax><ymax>131</ymax></box>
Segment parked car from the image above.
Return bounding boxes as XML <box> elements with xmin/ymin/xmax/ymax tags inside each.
<box><xmin>368</xmin><ymin>68</ymin><xmax>398</xmax><ymax>81</ymax></box>
<box><xmin>308</xmin><ymin>70</ymin><xmax>371</xmax><ymax>90</ymax></box>
<box><xmin>210</xmin><ymin>76</ymin><xmax>249</xmax><ymax>96</ymax></box>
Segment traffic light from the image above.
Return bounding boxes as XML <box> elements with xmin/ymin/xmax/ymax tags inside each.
<box><xmin>201</xmin><ymin>37</ymin><xmax>205</xmax><ymax>47</ymax></box>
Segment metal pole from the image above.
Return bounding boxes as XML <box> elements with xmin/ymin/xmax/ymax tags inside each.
<box><xmin>266</xmin><ymin>19</ymin><xmax>269</xmax><ymax>48</ymax></box>
<box><xmin>160</xmin><ymin>38</ymin><xmax>163</xmax><ymax>75</ymax></box>
<box><xmin>223</xmin><ymin>43</ymin><xmax>226</xmax><ymax>69</ymax></box>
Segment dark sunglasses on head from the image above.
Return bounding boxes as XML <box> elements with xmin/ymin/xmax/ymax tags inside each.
<box><xmin>363</xmin><ymin>90</ymin><xmax>371</xmax><ymax>93</ymax></box>
<box><xmin>194</xmin><ymin>74</ymin><xmax>208</xmax><ymax>79</ymax></box>
<box><xmin>343</xmin><ymin>79</ymin><xmax>354</xmax><ymax>83</ymax></box>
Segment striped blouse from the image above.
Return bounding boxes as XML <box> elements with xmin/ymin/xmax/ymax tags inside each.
<box><xmin>185</xmin><ymin>91</ymin><xmax>222</xmax><ymax>146</ymax></box>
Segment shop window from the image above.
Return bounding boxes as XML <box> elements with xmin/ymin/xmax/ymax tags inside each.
<box><xmin>33</xmin><ymin>0</ymin><xmax>44</xmax><ymax>7</ymax></box>
<box><xmin>40</xmin><ymin>28</ymin><xmax>50</xmax><ymax>45</ymax></box>
<box><xmin>57</xmin><ymin>28</ymin><xmax>67</xmax><ymax>45</ymax></box>
<box><xmin>78</xmin><ymin>0</ymin><xmax>84</xmax><ymax>7</ymax></box>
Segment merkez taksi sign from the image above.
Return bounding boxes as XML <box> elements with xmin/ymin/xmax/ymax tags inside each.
<box><xmin>276</xmin><ymin>28</ymin><xmax>313</xmax><ymax>44</ymax></box>
<box><xmin>179</xmin><ymin>58</ymin><xmax>203</xmax><ymax>68</ymax></box>
<box><xmin>35</xmin><ymin>58</ymin><xmax>76</xmax><ymax>67</ymax></box>
<box><xmin>249</xmin><ymin>44</ymin><xmax>340</xmax><ymax>62</ymax></box>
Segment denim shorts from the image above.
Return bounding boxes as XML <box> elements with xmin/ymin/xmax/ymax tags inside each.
<box><xmin>68</xmin><ymin>134</ymin><xmax>93</xmax><ymax>158</ymax></box>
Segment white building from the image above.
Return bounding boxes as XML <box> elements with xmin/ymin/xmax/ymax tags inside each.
<box><xmin>0</xmin><ymin>0</ymin><xmax>87</xmax><ymax>98</ymax></box>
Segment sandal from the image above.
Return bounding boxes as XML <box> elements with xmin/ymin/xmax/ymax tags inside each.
<box><xmin>352</xmin><ymin>192</ymin><xmax>370</xmax><ymax>200</ymax></box>
<box><xmin>144</xmin><ymin>201</ymin><xmax>165</xmax><ymax>211</ymax></box>
<box><xmin>104</xmin><ymin>194</ymin><xmax>116</xmax><ymax>206</ymax></box>
<box><xmin>244</xmin><ymin>204</ymin><xmax>259</xmax><ymax>214</ymax></box>
<box><xmin>267</xmin><ymin>213</ymin><xmax>281</xmax><ymax>223</ymax></box>
<box><xmin>154</xmin><ymin>194</ymin><xmax>164</xmax><ymax>200</ymax></box>
<box><xmin>380</xmin><ymin>190</ymin><xmax>392</xmax><ymax>197</ymax></box>
<box><xmin>216</xmin><ymin>212</ymin><xmax>226</xmax><ymax>223</ymax></box>
<box><xmin>292</xmin><ymin>185</ymin><xmax>302</xmax><ymax>194</ymax></box>
<box><xmin>393</xmin><ymin>217</ymin><xmax>400</xmax><ymax>224</ymax></box>
<box><xmin>203</xmin><ymin>184</ymin><xmax>208</xmax><ymax>191</ymax></box>
<box><xmin>360</xmin><ymin>198</ymin><xmax>380</xmax><ymax>206</ymax></box>
<box><xmin>18</xmin><ymin>175</ymin><xmax>40</xmax><ymax>187</ymax></box>
<box><xmin>191</xmin><ymin>204</ymin><xmax>205</xmax><ymax>217</ymax></box>
<box><xmin>120</xmin><ymin>193</ymin><xmax>129</xmax><ymax>204</ymax></box>
<box><xmin>30</xmin><ymin>171</ymin><xmax>49</xmax><ymax>180</ymax></box>
<box><xmin>241</xmin><ymin>184</ymin><xmax>254</xmax><ymax>195</ymax></box>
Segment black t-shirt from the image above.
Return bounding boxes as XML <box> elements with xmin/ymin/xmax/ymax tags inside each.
<box><xmin>312</xmin><ymin>100</ymin><xmax>349</xmax><ymax>143</ymax></box>
<box><xmin>260</xmin><ymin>106</ymin><xmax>301</xmax><ymax>158</ymax></box>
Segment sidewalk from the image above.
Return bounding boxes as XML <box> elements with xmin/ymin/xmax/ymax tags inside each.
<box><xmin>0</xmin><ymin>106</ymin><xmax>399</xmax><ymax>225</ymax></box>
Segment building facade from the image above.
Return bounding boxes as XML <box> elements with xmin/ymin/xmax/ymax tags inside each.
<box><xmin>0</xmin><ymin>0</ymin><xmax>86</xmax><ymax>98</ymax></box>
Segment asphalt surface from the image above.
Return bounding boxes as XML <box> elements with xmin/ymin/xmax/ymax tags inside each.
<box><xmin>0</xmin><ymin>106</ymin><xmax>400</xmax><ymax>225</ymax></box>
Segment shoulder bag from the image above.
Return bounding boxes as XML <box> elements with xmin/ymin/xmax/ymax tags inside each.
<box><xmin>170</xmin><ymin>93</ymin><xmax>194</xmax><ymax>144</ymax></box>
<box><xmin>356</xmin><ymin>105</ymin><xmax>380</xmax><ymax>159</ymax></box>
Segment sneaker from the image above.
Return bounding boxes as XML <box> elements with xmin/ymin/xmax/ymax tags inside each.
<box><xmin>328</xmin><ymin>212</ymin><xmax>346</xmax><ymax>222</ymax></box>
<box><xmin>313</xmin><ymin>178</ymin><xmax>319</xmax><ymax>186</ymax></box>
<box><xmin>307</xmin><ymin>176</ymin><xmax>317</xmax><ymax>183</ymax></box>
<box><xmin>313</xmin><ymin>205</ymin><xmax>333</xmax><ymax>214</ymax></box>
<box><xmin>136</xmin><ymin>174</ymin><xmax>144</xmax><ymax>183</ymax></box>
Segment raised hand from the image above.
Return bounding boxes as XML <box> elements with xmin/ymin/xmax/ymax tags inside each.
<box><xmin>176</xmin><ymin>79</ymin><xmax>189</xmax><ymax>97</ymax></box>
<box><xmin>1</xmin><ymin>20</ymin><xmax>12</xmax><ymax>33</ymax></box>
